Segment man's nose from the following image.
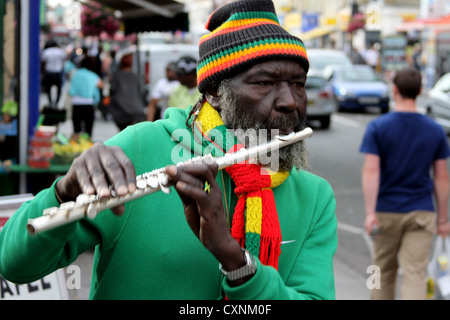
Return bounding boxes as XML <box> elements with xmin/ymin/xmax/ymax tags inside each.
<box><xmin>275</xmin><ymin>82</ymin><xmax>297</xmax><ymax>112</ymax></box>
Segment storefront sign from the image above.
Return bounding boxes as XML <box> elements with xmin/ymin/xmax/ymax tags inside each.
<box><xmin>0</xmin><ymin>194</ymin><xmax>69</xmax><ymax>300</ymax></box>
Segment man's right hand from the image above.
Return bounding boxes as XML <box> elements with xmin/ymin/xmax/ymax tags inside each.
<box><xmin>55</xmin><ymin>143</ymin><xmax>137</xmax><ymax>216</ymax></box>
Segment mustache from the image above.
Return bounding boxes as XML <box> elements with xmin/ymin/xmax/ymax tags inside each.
<box><xmin>265</xmin><ymin>114</ymin><xmax>303</xmax><ymax>132</ymax></box>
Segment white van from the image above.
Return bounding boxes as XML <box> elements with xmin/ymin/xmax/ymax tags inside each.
<box><xmin>115</xmin><ymin>43</ymin><xmax>199</xmax><ymax>102</ymax></box>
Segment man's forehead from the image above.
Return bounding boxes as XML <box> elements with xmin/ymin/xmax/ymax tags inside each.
<box><xmin>244</xmin><ymin>60</ymin><xmax>306</xmax><ymax>77</ymax></box>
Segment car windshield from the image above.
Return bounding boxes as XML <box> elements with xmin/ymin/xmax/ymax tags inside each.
<box><xmin>306</xmin><ymin>76</ymin><xmax>326</xmax><ymax>89</ymax></box>
<box><xmin>308</xmin><ymin>53</ymin><xmax>352</xmax><ymax>70</ymax></box>
<box><xmin>335</xmin><ymin>68</ymin><xmax>378</xmax><ymax>82</ymax></box>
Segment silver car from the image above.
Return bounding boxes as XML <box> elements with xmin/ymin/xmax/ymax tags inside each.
<box><xmin>305</xmin><ymin>72</ymin><xmax>335</xmax><ymax>129</ymax></box>
<box><xmin>304</xmin><ymin>49</ymin><xmax>352</xmax><ymax>129</ymax></box>
<box><xmin>425</xmin><ymin>73</ymin><xmax>450</xmax><ymax>133</ymax></box>
<box><xmin>307</xmin><ymin>49</ymin><xmax>353</xmax><ymax>75</ymax></box>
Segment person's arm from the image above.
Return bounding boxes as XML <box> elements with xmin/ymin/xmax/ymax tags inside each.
<box><xmin>433</xmin><ymin>158</ymin><xmax>450</xmax><ymax>237</ymax></box>
<box><xmin>0</xmin><ymin>142</ymin><xmax>137</xmax><ymax>284</ymax></box>
<box><xmin>147</xmin><ymin>98</ymin><xmax>159</xmax><ymax>121</ymax></box>
<box><xmin>362</xmin><ymin>153</ymin><xmax>380</xmax><ymax>235</ymax></box>
<box><xmin>0</xmin><ymin>181</ymin><xmax>100</xmax><ymax>283</ymax></box>
<box><xmin>166</xmin><ymin>164</ymin><xmax>337</xmax><ymax>299</ymax></box>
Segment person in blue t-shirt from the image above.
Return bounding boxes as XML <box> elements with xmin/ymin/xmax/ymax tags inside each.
<box><xmin>360</xmin><ymin>67</ymin><xmax>450</xmax><ymax>300</ymax></box>
<box><xmin>69</xmin><ymin>56</ymin><xmax>103</xmax><ymax>137</ymax></box>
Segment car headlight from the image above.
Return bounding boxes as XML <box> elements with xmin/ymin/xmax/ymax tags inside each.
<box><xmin>337</xmin><ymin>87</ymin><xmax>355</xmax><ymax>98</ymax></box>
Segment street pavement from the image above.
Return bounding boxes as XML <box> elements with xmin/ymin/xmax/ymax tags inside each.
<box><xmin>56</xmin><ymin>112</ymin><xmax>371</xmax><ymax>300</ymax></box>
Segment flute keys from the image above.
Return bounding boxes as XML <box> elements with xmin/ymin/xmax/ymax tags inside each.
<box><xmin>146</xmin><ymin>175</ymin><xmax>159</xmax><ymax>189</ymax></box>
<box><xmin>136</xmin><ymin>179</ymin><xmax>147</xmax><ymax>190</ymax></box>
<box><xmin>43</xmin><ymin>207</ymin><xmax>58</xmax><ymax>217</ymax></box>
<box><xmin>160</xmin><ymin>184</ymin><xmax>171</xmax><ymax>194</ymax></box>
<box><xmin>76</xmin><ymin>194</ymin><xmax>97</xmax><ymax>205</ymax></box>
<box><xmin>158</xmin><ymin>173</ymin><xmax>171</xmax><ymax>194</ymax></box>
<box><xmin>87</xmin><ymin>202</ymin><xmax>100</xmax><ymax>220</ymax></box>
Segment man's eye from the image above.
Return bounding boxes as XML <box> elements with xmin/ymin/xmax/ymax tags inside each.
<box><xmin>258</xmin><ymin>81</ymin><xmax>272</xmax><ymax>86</ymax></box>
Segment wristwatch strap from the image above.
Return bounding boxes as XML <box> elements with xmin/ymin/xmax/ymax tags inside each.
<box><xmin>219</xmin><ymin>248</ymin><xmax>257</xmax><ymax>281</ymax></box>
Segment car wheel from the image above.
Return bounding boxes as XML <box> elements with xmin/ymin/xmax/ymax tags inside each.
<box><xmin>426</xmin><ymin>106</ymin><xmax>434</xmax><ymax>118</ymax></box>
<box><xmin>335</xmin><ymin>98</ymin><xmax>343</xmax><ymax>112</ymax></box>
<box><xmin>320</xmin><ymin>116</ymin><xmax>331</xmax><ymax>129</ymax></box>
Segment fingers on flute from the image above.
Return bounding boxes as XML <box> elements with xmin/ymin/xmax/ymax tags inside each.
<box><xmin>87</xmin><ymin>154</ymin><xmax>111</xmax><ymax>198</ymax></box>
<box><xmin>99</xmin><ymin>146</ymin><xmax>135</xmax><ymax>196</ymax></box>
<box><xmin>81</xmin><ymin>144</ymin><xmax>134</xmax><ymax>198</ymax></box>
<box><xmin>166</xmin><ymin>163</ymin><xmax>216</xmax><ymax>199</ymax></box>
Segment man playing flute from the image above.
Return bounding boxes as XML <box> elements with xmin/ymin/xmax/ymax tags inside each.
<box><xmin>0</xmin><ymin>0</ymin><xmax>337</xmax><ymax>300</ymax></box>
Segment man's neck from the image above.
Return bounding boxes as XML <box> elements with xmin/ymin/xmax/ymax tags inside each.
<box><xmin>394</xmin><ymin>98</ymin><xmax>417</xmax><ymax>113</ymax></box>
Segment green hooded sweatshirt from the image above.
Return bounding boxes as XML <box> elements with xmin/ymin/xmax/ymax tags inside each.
<box><xmin>0</xmin><ymin>107</ymin><xmax>337</xmax><ymax>300</ymax></box>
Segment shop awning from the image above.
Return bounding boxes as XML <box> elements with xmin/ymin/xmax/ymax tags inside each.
<box><xmin>92</xmin><ymin>0</ymin><xmax>188</xmax><ymax>33</ymax></box>
<box><xmin>300</xmin><ymin>26</ymin><xmax>334</xmax><ymax>41</ymax></box>
<box><xmin>396</xmin><ymin>14</ymin><xmax>450</xmax><ymax>32</ymax></box>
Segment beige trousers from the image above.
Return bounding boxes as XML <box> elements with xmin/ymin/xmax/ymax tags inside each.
<box><xmin>371</xmin><ymin>211</ymin><xmax>436</xmax><ymax>300</ymax></box>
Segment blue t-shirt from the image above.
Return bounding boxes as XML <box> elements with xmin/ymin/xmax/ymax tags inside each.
<box><xmin>360</xmin><ymin>112</ymin><xmax>450</xmax><ymax>213</ymax></box>
<box><xmin>69</xmin><ymin>68</ymin><xmax>101</xmax><ymax>105</ymax></box>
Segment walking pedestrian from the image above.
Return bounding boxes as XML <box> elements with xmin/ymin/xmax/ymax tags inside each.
<box><xmin>69</xmin><ymin>56</ymin><xmax>103</xmax><ymax>137</ymax></box>
<box><xmin>147</xmin><ymin>61</ymin><xmax>179</xmax><ymax>121</ymax></box>
<box><xmin>108</xmin><ymin>53</ymin><xmax>146</xmax><ymax>131</ymax></box>
<box><xmin>41</xmin><ymin>40</ymin><xmax>67</xmax><ymax>108</ymax></box>
<box><xmin>360</xmin><ymin>67</ymin><xmax>450</xmax><ymax>300</ymax></box>
<box><xmin>167</xmin><ymin>56</ymin><xmax>201</xmax><ymax>110</ymax></box>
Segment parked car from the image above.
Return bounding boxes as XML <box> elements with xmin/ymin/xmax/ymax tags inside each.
<box><xmin>305</xmin><ymin>72</ymin><xmax>335</xmax><ymax>129</ymax></box>
<box><xmin>425</xmin><ymin>72</ymin><xmax>450</xmax><ymax>133</ymax></box>
<box><xmin>307</xmin><ymin>49</ymin><xmax>353</xmax><ymax>76</ymax></box>
<box><xmin>327</xmin><ymin>65</ymin><xmax>390</xmax><ymax>113</ymax></box>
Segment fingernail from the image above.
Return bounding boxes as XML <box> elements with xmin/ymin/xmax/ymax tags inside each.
<box><xmin>166</xmin><ymin>166</ymin><xmax>177</xmax><ymax>175</ymax></box>
<box><xmin>85</xmin><ymin>186</ymin><xmax>95</xmax><ymax>195</ymax></box>
<box><xmin>117</xmin><ymin>185</ymin><xmax>128</xmax><ymax>195</ymax></box>
<box><xmin>99</xmin><ymin>188</ymin><xmax>110</xmax><ymax>198</ymax></box>
<box><xmin>177</xmin><ymin>181</ymin><xmax>185</xmax><ymax>189</ymax></box>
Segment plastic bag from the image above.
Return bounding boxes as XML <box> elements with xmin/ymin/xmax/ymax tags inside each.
<box><xmin>427</xmin><ymin>236</ymin><xmax>450</xmax><ymax>299</ymax></box>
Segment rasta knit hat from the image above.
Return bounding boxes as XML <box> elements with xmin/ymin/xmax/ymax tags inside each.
<box><xmin>197</xmin><ymin>0</ymin><xmax>309</xmax><ymax>94</ymax></box>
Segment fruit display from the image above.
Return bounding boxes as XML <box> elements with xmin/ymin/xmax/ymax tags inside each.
<box><xmin>28</xmin><ymin>126</ymin><xmax>56</xmax><ymax>168</ymax></box>
<box><xmin>27</xmin><ymin>125</ymin><xmax>94</xmax><ymax>168</ymax></box>
<box><xmin>51</xmin><ymin>133</ymin><xmax>94</xmax><ymax>165</ymax></box>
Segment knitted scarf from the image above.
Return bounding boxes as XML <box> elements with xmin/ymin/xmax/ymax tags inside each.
<box><xmin>195</xmin><ymin>102</ymin><xmax>289</xmax><ymax>269</ymax></box>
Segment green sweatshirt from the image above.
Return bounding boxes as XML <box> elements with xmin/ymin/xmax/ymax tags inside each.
<box><xmin>0</xmin><ymin>107</ymin><xmax>337</xmax><ymax>300</ymax></box>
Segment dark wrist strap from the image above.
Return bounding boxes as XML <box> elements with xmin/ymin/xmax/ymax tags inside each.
<box><xmin>54</xmin><ymin>187</ymin><xmax>64</xmax><ymax>204</ymax></box>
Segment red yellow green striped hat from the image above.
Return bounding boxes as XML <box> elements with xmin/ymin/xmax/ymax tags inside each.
<box><xmin>197</xmin><ymin>0</ymin><xmax>309</xmax><ymax>93</ymax></box>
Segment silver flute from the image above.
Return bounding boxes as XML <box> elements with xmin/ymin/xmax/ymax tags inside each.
<box><xmin>27</xmin><ymin>127</ymin><xmax>313</xmax><ymax>235</ymax></box>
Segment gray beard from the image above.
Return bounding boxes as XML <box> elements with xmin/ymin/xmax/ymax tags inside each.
<box><xmin>217</xmin><ymin>80</ymin><xmax>310</xmax><ymax>171</ymax></box>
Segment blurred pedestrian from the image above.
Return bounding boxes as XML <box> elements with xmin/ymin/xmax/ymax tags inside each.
<box><xmin>167</xmin><ymin>56</ymin><xmax>202</xmax><ymax>110</ymax></box>
<box><xmin>108</xmin><ymin>53</ymin><xmax>146</xmax><ymax>131</ymax></box>
<box><xmin>364</xmin><ymin>43</ymin><xmax>379</xmax><ymax>72</ymax></box>
<box><xmin>93</xmin><ymin>45</ymin><xmax>109</xmax><ymax>120</ymax></box>
<box><xmin>412</xmin><ymin>43</ymin><xmax>423</xmax><ymax>71</ymax></box>
<box><xmin>360</xmin><ymin>67</ymin><xmax>450</xmax><ymax>300</ymax></box>
<box><xmin>147</xmin><ymin>61</ymin><xmax>179</xmax><ymax>121</ymax></box>
<box><xmin>41</xmin><ymin>40</ymin><xmax>67</xmax><ymax>108</ymax></box>
<box><xmin>69</xmin><ymin>56</ymin><xmax>103</xmax><ymax>137</ymax></box>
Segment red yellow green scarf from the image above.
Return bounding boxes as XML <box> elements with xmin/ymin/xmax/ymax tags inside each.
<box><xmin>195</xmin><ymin>102</ymin><xmax>289</xmax><ymax>269</ymax></box>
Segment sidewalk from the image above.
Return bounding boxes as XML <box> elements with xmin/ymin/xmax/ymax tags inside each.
<box><xmin>334</xmin><ymin>257</ymin><xmax>370</xmax><ymax>300</ymax></box>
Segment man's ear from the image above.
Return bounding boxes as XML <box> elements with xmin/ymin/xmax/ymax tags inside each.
<box><xmin>392</xmin><ymin>84</ymin><xmax>399</xmax><ymax>96</ymax></box>
<box><xmin>204</xmin><ymin>87</ymin><xmax>221</xmax><ymax>108</ymax></box>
